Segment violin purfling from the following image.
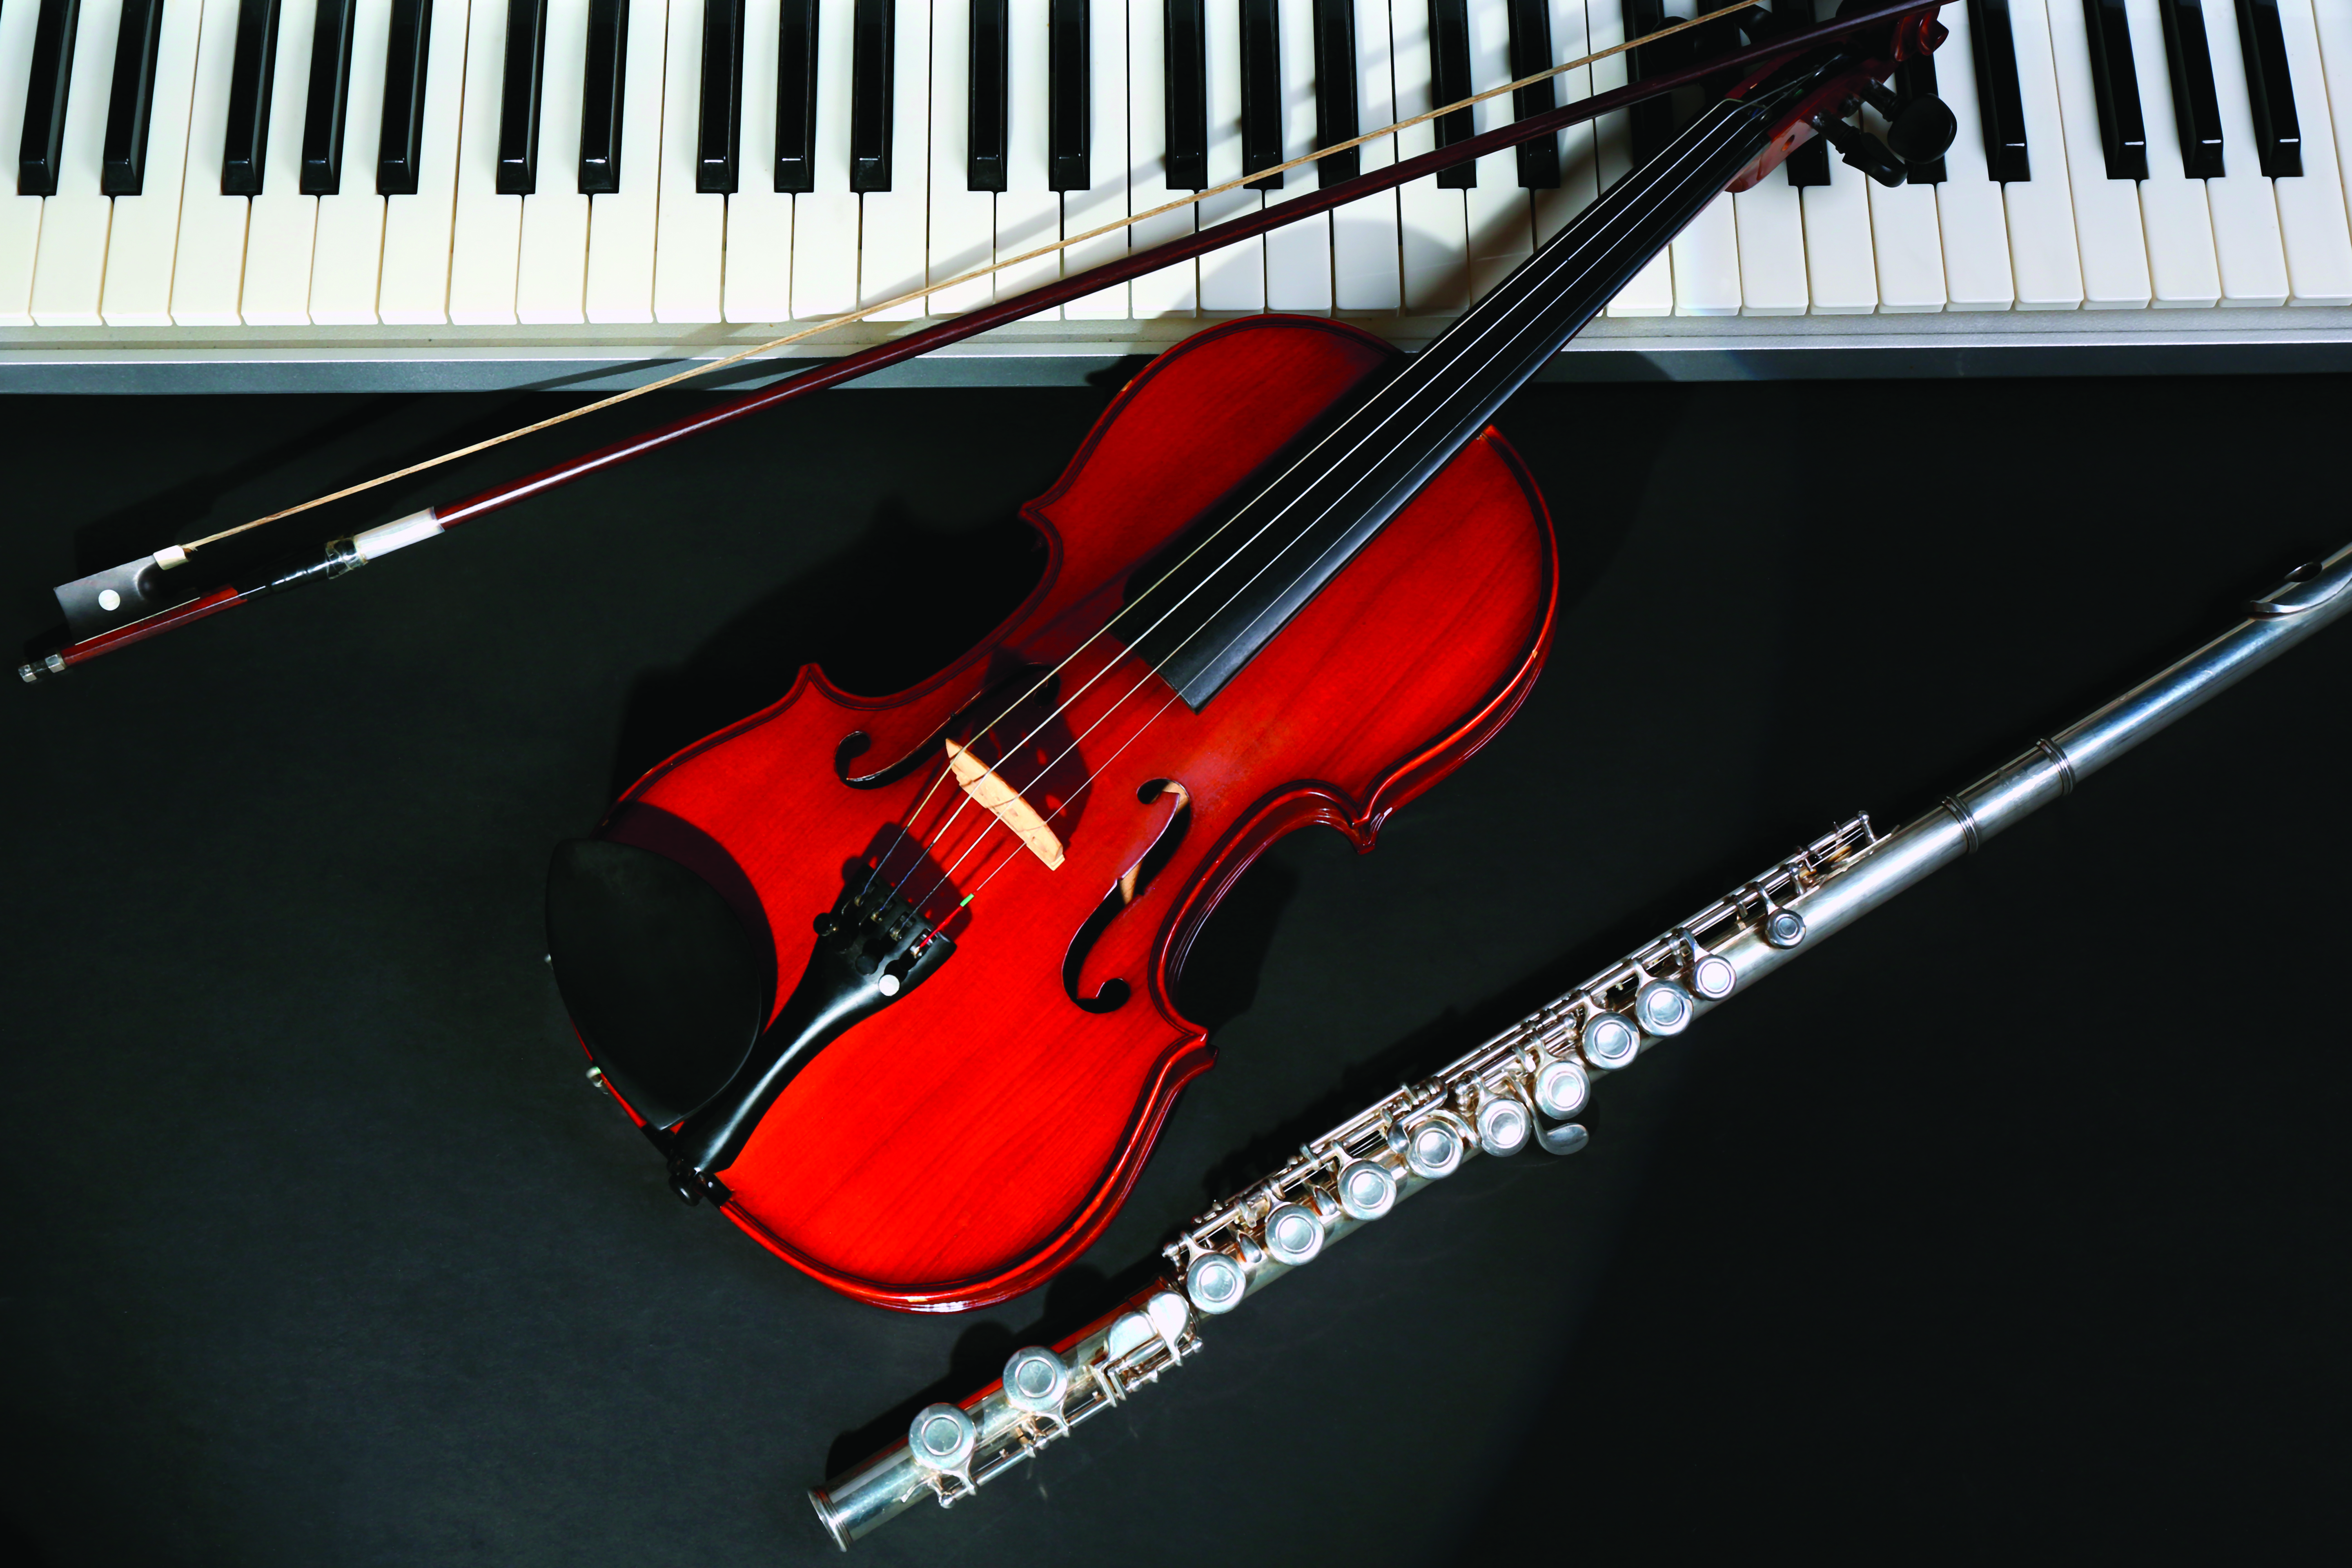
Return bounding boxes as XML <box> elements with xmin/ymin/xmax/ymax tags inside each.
<box><xmin>528</xmin><ymin>12</ymin><xmax>1956</xmax><ymax>1312</ymax></box>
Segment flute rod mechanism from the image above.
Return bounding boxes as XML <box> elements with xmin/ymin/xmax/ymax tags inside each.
<box><xmin>807</xmin><ymin>537</ymin><xmax>2352</xmax><ymax>1547</ymax></box>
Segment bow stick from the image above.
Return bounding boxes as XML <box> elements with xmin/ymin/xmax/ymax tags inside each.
<box><xmin>24</xmin><ymin>0</ymin><xmax>1944</xmax><ymax>685</ymax></box>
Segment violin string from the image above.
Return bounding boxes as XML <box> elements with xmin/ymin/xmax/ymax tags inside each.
<box><xmin>895</xmin><ymin>171</ymin><xmax>1697</xmax><ymax>908</ymax></box>
<box><xmin>815</xmin><ymin>22</ymin><xmax>1771</xmax><ymax>906</ymax></box>
<box><xmin>888</xmin><ymin>110</ymin><xmax>1754</xmax><ymax>917</ymax></box>
<box><xmin>170</xmin><ymin>3</ymin><xmax>1763</xmax><ymax>558</ymax></box>
<box><xmin>918</xmin><ymin>651</ymin><xmax>1185</xmax><ymax>904</ymax></box>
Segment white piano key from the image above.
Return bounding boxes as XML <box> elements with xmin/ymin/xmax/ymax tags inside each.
<box><xmin>656</xmin><ymin>0</ymin><xmax>726</xmax><ymax>321</ymax></box>
<box><xmin>1929</xmin><ymin>0</ymin><xmax>2017</xmax><ymax>311</ymax></box>
<box><xmin>1529</xmin><ymin>0</ymin><xmax>1597</xmax><ymax>247</ymax></box>
<box><xmin>311</xmin><ymin>0</ymin><xmax>399</xmax><ymax>324</ymax></box>
<box><xmin>170</xmin><ymin>0</ymin><xmax>252</xmax><ymax>323</ymax></box>
<box><xmin>1590</xmin><ymin>0</ymin><xmax>1668</xmax><ymax>317</ymax></box>
<box><xmin>1198</xmin><ymin>0</ymin><xmax>1263</xmax><ymax>310</ymax></box>
<box><xmin>1802</xmin><ymin>150</ymin><xmax>1878</xmax><ymax>313</ymax></box>
<box><xmin>1671</xmin><ymin>193</ymin><xmax>1742</xmax><ymax>315</ymax></box>
<box><xmin>99</xmin><ymin>0</ymin><xmax>203</xmax><ymax>325</ymax></box>
<box><xmin>2120</xmin><ymin>0</ymin><xmax>2220</xmax><ymax>306</ymax></box>
<box><xmin>994</xmin><ymin>0</ymin><xmax>1061</xmax><ymax>311</ymax></box>
<box><xmin>928</xmin><ymin>0</ymin><xmax>997</xmax><ymax>312</ymax></box>
<box><xmin>1394</xmin><ymin>0</ymin><xmax>1468</xmax><ymax>314</ymax></box>
<box><xmin>1858</xmin><ymin>97</ymin><xmax>1945</xmax><ymax>312</ymax></box>
<box><xmin>450</xmin><ymin>0</ymin><xmax>525</xmax><ymax>323</ymax></box>
<box><xmin>1125</xmin><ymin>0</ymin><xmax>1197</xmax><ymax>316</ymax></box>
<box><xmin>728</xmin><ymin>0</ymin><xmax>794</xmax><ymax>322</ymax></box>
<box><xmin>1733</xmin><ymin>175</ymin><xmax>1809</xmax><ymax>315</ymax></box>
<box><xmin>2196</xmin><ymin>0</ymin><xmax>2291</xmax><ymax>305</ymax></box>
<box><xmin>517</xmin><ymin>0</ymin><xmax>590</xmax><ymax>323</ymax></box>
<box><xmin>28</xmin><ymin>0</ymin><xmax>123</xmax><ymax>327</ymax></box>
<box><xmin>1333</xmin><ymin>0</ymin><xmax>1400</xmax><ymax>309</ymax></box>
<box><xmin>241</xmin><ymin>0</ymin><xmax>321</xmax><ymax>323</ymax></box>
<box><xmin>2272</xmin><ymin>0</ymin><xmax>2352</xmax><ymax>303</ymax></box>
<box><xmin>1060</xmin><ymin>0</ymin><xmax>1130</xmax><ymax>319</ymax></box>
<box><xmin>1863</xmin><ymin>177</ymin><xmax>1947</xmax><ymax>313</ymax></box>
<box><xmin>2311</xmin><ymin>0</ymin><xmax>2352</xmax><ymax>243</ymax></box>
<box><xmin>0</xmin><ymin>0</ymin><xmax>41</xmax><ymax>323</ymax></box>
<box><xmin>379</xmin><ymin>0</ymin><xmax>474</xmax><ymax>322</ymax></box>
<box><xmin>1264</xmin><ymin>0</ymin><xmax>1331</xmax><ymax>311</ymax></box>
<box><xmin>862</xmin><ymin>0</ymin><xmax>933</xmax><ymax>319</ymax></box>
<box><xmin>1260</xmin><ymin>24</ymin><xmax>1341</xmax><ymax>313</ymax></box>
<box><xmin>1657</xmin><ymin>2</ymin><xmax>1735</xmax><ymax>315</ymax></box>
<box><xmin>588</xmin><ymin>0</ymin><xmax>673</xmax><ymax>321</ymax></box>
<box><xmin>1463</xmin><ymin>0</ymin><xmax>1531</xmax><ymax>302</ymax></box>
<box><xmin>791</xmin><ymin>0</ymin><xmax>859</xmax><ymax>317</ymax></box>
<box><xmin>1999</xmin><ymin>0</ymin><xmax>2084</xmax><ymax>308</ymax></box>
<box><xmin>1065</xmin><ymin>0</ymin><xmax>1134</xmax><ymax>319</ymax></box>
<box><xmin>2040</xmin><ymin>0</ymin><xmax>2152</xmax><ymax>306</ymax></box>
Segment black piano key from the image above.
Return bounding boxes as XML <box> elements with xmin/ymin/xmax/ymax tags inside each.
<box><xmin>495</xmin><ymin>0</ymin><xmax>548</xmax><ymax>195</ymax></box>
<box><xmin>1308</xmin><ymin>0</ymin><xmax>1357</xmax><ymax>186</ymax></box>
<box><xmin>1240</xmin><ymin>0</ymin><xmax>1281</xmax><ymax>190</ymax></box>
<box><xmin>18</xmin><ymin>0</ymin><xmax>80</xmax><ymax>198</ymax></box>
<box><xmin>1430</xmin><ymin>0</ymin><xmax>1473</xmax><ymax>190</ymax></box>
<box><xmin>378</xmin><ymin>0</ymin><xmax>433</xmax><ymax>194</ymax></box>
<box><xmin>849</xmin><ymin>0</ymin><xmax>893</xmax><ymax>193</ymax></box>
<box><xmin>2235</xmin><ymin>0</ymin><xmax>2301</xmax><ymax>178</ymax></box>
<box><xmin>1163</xmin><ymin>0</ymin><xmax>1206</xmax><ymax>189</ymax></box>
<box><xmin>1895</xmin><ymin>53</ymin><xmax>1945</xmax><ymax>183</ymax></box>
<box><xmin>697</xmin><ymin>0</ymin><xmax>746</xmax><ymax>194</ymax></box>
<box><xmin>221</xmin><ymin>0</ymin><xmax>281</xmax><ymax>195</ymax></box>
<box><xmin>100</xmin><ymin>0</ymin><xmax>166</xmax><ymax>196</ymax></box>
<box><xmin>1047</xmin><ymin>0</ymin><xmax>1086</xmax><ymax>189</ymax></box>
<box><xmin>2081</xmin><ymin>0</ymin><xmax>2149</xmax><ymax>180</ymax></box>
<box><xmin>577</xmin><ymin>0</ymin><xmax>625</xmax><ymax>194</ymax></box>
<box><xmin>846</xmin><ymin>0</ymin><xmax>889</xmax><ymax>193</ymax></box>
<box><xmin>300</xmin><ymin>0</ymin><xmax>360</xmax><ymax>195</ymax></box>
<box><xmin>1504</xmin><ymin>0</ymin><xmax>1556</xmax><ymax>189</ymax></box>
<box><xmin>1624</xmin><ymin>0</ymin><xmax>1676</xmax><ymax>177</ymax></box>
<box><xmin>2156</xmin><ymin>0</ymin><xmax>2224</xmax><ymax>178</ymax></box>
<box><xmin>776</xmin><ymin>0</ymin><xmax>817</xmax><ymax>192</ymax></box>
<box><xmin>968</xmin><ymin>0</ymin><xmax>1006</xmax><ymax>189</ymax></box>
<box><xmin>1967</xmin><ymin>0</ymin><xmax>2030</xmax><ymax>182</ymax></box>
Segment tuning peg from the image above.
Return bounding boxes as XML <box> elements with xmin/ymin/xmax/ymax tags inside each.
<box><xmin>1890</xmin><ymin>96</ymin><xmax>1959</xmax><ymax>165</ymax></box>
<box><xmin>1810</xmin><ymin>114</ymin><xmax>1909</xmax><ymax>187</ymax></box>
<box><xmin>1858</xmin><ymin>81</ymin><xmax>1960</xmax><ymax>167</ymax></box>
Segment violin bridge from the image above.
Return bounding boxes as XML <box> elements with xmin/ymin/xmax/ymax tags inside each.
<box><xmin>944</xmin><ymin>741</ymin><xmax>1066</xmax><ymax>870</ymax></box>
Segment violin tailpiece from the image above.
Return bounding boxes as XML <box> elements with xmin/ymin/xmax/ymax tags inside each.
<box><xmin>944</xmin><ymin>741</ymin><xmax>1067</xmax><ymax>870</ymax></box>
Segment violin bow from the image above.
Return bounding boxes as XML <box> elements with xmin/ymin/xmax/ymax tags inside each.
<box><xmin>23</xmin><ymin>0</ymin><xmax>1945</xmax><ymax>685</ymax></box>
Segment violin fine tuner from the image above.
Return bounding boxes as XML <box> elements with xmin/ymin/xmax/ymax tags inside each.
<box><xmin>811</xmin><ymin>537</ymin><xmax>2352</xmax><ymax>1547</ymax></box>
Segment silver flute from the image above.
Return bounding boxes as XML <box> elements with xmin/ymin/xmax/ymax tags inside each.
<box><xmin>810</xmin><ymin>541</ymin><xmax>2352</xmax><ymax>1550</ymax></box>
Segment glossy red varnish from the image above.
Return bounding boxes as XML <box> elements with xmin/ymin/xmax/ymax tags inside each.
<box><xmin>589</xmin><ymin>316</ymin><xmax>1557</xmax><ymax>1311</ymax></box>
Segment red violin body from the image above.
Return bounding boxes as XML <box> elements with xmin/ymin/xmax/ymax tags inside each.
<box><xmin>581</xmin><ymin>316</ymin><xmax>1557</xmax><ymax>1311</ymax></box>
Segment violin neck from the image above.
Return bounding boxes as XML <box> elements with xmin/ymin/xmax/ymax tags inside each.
<box><xmin>1135</xmin><ymin>78</ymin><xmax>1814</xmax><ymax>710</ymax></box>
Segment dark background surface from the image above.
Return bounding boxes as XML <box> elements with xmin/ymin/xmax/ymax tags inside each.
<box><xmin>2</xmin><ymin>371</ymin><xmax>2347</xmax><ymax>1566</ymax></box>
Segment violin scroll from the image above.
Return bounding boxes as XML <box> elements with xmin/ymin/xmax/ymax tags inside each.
<box><xmin>1724</xmin><ymin>2</ymin><xmax>1958</xmax><ymax>192</ymax></box>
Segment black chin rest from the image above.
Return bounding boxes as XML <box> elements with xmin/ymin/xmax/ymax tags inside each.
<box><xmin>546</xmin><ymin>839</ymin><xmax>769</xmax><ymax>1129</ymax></box>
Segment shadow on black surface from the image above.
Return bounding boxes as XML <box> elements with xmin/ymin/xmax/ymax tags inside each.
<box><xmin>1169</xmin><ymin>850</ymin><xmax>1303</xmax><ymax>1037</ymax></box>
<box><xmin>606</xmin><ymin>503</ymin><xmax>1048</xmax><ymax>799</ymax></box>
<box><xmin>0</xmin><ymin>1514</ymin><xmax>49</xmax><ymax>1568</ymax></box>
<box><xmin>59</xmin><ymin>394</ymin><xmax>599</xmax><ymax>581</ymax></box>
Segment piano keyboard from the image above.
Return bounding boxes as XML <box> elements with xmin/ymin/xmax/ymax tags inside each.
<box><xmin>9</xmin><ymin>0</ymin><xmax>2352</xmax><ymax>390</ymax></box>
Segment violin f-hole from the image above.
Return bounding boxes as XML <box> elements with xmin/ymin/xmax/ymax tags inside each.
<box><xmin>1062</xmin><ymin>780</ymin><xmax>1193</xmax><ymax>1013</ymax></box>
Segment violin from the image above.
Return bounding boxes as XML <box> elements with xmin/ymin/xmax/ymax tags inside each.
<box><xmin>542</xmin><ymin>7</ymin><xmax>1955</xmax><ymax>1314</ymax></box>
